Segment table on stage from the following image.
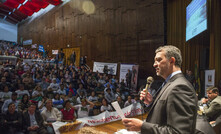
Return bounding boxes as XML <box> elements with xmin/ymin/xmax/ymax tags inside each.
<box><xmin>62</xmin><ymin>113</ymin><xmax>148</xmax><ymax>134</ymax></box>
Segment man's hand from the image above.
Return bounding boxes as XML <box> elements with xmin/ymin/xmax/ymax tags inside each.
<box><xmin>140</xmin><ymin>88</ymin><xmax>153</xmax><ymax>105</ymax></box>
<box><xmin>201</xmin><ymin>98</ymin><xmax>208</xmax><ymax>104</ymax></box>
<box><xmin>122</xmin><ymin>118</ymin><xmax>143</xmax><ymax>131</ymax></box>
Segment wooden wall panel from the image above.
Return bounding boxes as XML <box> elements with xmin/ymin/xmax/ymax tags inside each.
<box><xmin>18</xmin><ymin>0</ymin><xmax>164</xmax><ymax>79</ymax></box>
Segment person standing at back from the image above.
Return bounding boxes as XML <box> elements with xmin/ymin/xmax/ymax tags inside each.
<box><xmin>122</xmin><ymin>45</ymin><xmax>197</xmax><ymax>134</ymax></box>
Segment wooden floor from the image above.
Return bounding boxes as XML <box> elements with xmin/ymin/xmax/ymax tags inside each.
<box><xmin>62</xmin><ymin>113</ymin><xmax>148</xmax><ymax>134</ymax></box>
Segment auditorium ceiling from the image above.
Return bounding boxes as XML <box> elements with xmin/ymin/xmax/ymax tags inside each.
<box><xmin>0</xmin><ymin>0</ymin><xmax>62</xmax><ymax>24</ymax></box>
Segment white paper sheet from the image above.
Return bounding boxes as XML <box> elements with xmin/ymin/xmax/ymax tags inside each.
<box><xmin>111</xmin><ymin>101</ymin><xmax>125</xmax><ymax>119</ymax></box>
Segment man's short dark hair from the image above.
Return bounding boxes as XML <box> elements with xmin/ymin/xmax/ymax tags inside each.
<box><xmin>12</xmin><ymin>92</ymin><xmax>17</xmax><ymax>96</ymax></box>
<box><xmin>8</xmin><ymin>102</ymin><xmax>15</xmax><ymax>108</ymax></box>
<box><xmin>206</xmin><ymin>86</ymin><xmax>219</xmax><ymax>95</ymax></box>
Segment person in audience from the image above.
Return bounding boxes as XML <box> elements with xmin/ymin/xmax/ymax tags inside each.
<box><xmin>65</xmin><ymin>91</ymin><xmax>78</xmax><ymax>106</ymax></box>
<box><xmin>66</xmin><ymin>83</ymin><xmax>77</xmax><ymax>96</ymax></box>
<box><xmin>34</xmin><ymin>73</ymin><xmax>42</xmax><ymax>84</ymax></box>
<box><xmin>116</xmin><ymin>96</ymin><xmax>124</xmax><ymax>109</ymax></box>
<box><xmin>40</xmin><ymin>78</ymin><xmax>50</xmax><ymax>95</ymax></box>
<box><xmin>0</xmin><ymin>76</ymin><xmax>11</xmax><ymax>92</ymax></box>
<box><xmin>64</xmin><ymin>70</ymin><xmax>71</xmax><ymax>84</ymax></box>
<box><xmin>77</xmin><ymin>91</ymin><xmax>87</xmax><ymax>104</ymax></box>
<box><xmin>200</xmin><ymin>86</ymin><xmax>221</xmax><ymax>121</ymax></box>
<box><xmin>23</xmin><ymin>63</ymin><xmax>30</xmax><ymax>72</ymax></box>
<box><xmin>41</xmin><ymin>99</ymin><xmax>62</xmax><ymax>134</ymax></box>
<box><xmin>22</xmin><ymin>73</ymin><xmax>33</xmax><ymax>89</ymax></box>
<box><xmin>115</xmin><ymin>87</ymin><xmax>125</xmax><ymax>101</ymax></box>
<box><xmin>2</xmin><ymin>92</ymin><xmax>19</xmax><ymax>113</ymax></box>
<box><xmin>2</xmin><ymin>103</ymin><xmax>24</xmax><ymax>134</ymax></box>
<box><xmin>133</xmin><ymin>95</ymin><xmax>140</xmax><ymax>104</ymax></box>
<box><xmin>57</xmin><ymin>84</ymin><xmax>66</xmax><ymax>96</ymax></box>
<box><xmin>126</xmin><ymin>69</ymin><xmax>132</xmax><ymax>89</ymax></box>
<box><xmin>185</xmin><ymin>70</ymin><xmax>195</xmax><ymax>86</ymax></box>
<box><xmin>23</xmin><ymin>103</ymin><xmax>48</xmax><ymax>134</ymax></box>
<box><xmin>88</xmin><ymin>91</ymin><xmax>99</xmax><ymax>102</ymax></box>
<box><xmin>77</xmin><ymin>83</ymin><xmax>87</xmax><ymax>97</ymax></box>
<box><xmin>104</xmin><ymin>88</ymin><xmax>115</xmax><ymax>103</ymax></box>
<box><xmin>74</xmin><ymin>99</ymin><xmax>94</xmax><ymax>118</ymax></box>
<box><xmin>50</xmin><ymin>77</ymin><xmax>60</xmax><ymax>92</ymax></box>
<box><xmin>104</xmin><ymin>80</ymin><xmax>115</xmax><ymax>91</ymax></box>
<box><xmin>38</xmin><ymin>96</ymin><xmax>47</xmax><ymax>113</ymax></box>
<box><xmin>15</xmin><ymin>84</ymin><xmax>30</xmax><ymax>100</ymax></box>
<box><xmin>0</xmin><ymin>85</ymin><xmax>12</xmax><ymax>102</ymax></box>
<box><xmin>32</xmin><ymin>85</ymin><xmax>44</xmax><ymax>102</ymax></box>
<box><xmin>18</xmin><ymin>94</ymin><xmax>31</xmax><ymax>113</ymax></box>
<box><xmin>124</xmin><ymin>95</ymin><xmax>135</xmax><ymax>107</ymax></box>
<box><xmin>98</xmin><ymin>75</ymin><xmax>106</xmax><ymax>85</ymax></box>
<box><xmin>61</xmin><ymin>100</ymin><xmax>76</xmax><ymax>122</ymax></box>
<box><xmin>52</xmin><ymin>93</ymin><xmax>64</xmax><ymax>109</ymax></box>
<box><xmin>94</xmin><ymin>82</ymin><xmax>104</xmax><ymax>99</ymax></box>
<box><xmin>100</xmin><ymin>98</ymin><xmax>112</xmax><ymax>112</ymax></box>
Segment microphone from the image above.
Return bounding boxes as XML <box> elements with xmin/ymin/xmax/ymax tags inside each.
<box><xmin>142</xmin><ymin>76</ymin><xmax>154</xmax><ymax>101</ymax></box>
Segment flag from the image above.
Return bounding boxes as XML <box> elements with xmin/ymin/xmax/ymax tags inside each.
<box><xmin>38</xmin><ymin>45</ymin><xmax>45</xmax><ymax>52</ymax></box>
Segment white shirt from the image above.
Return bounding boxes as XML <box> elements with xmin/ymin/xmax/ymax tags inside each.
<box><xmin>41</xmin><ymin>107</ymin><xmax>62</xmax><ymax>124</ymax></box>
<box><xmin>88</xmin><ymin>96</ymin><xmax>98</xmax><ymax>102</ymax></box>
<box><xmin>74</xmin><ymin>105</ymin><xmax>91</xmax><ymax>118</ymax></box>
<box><xmin>16</xmin><ymin>90</ymin><xmax>30</xmax><ymax>98</ymax></box>
<box><xmin>100</xmin><ymin>105</ymin><xmax>112</xmax><ymax>112</ymax></box>
<box><xmin>32</xmin><ymin>90</ymin><xmax>44</xmax><ymax>97</ymax></box>
<box><xmin>0</xmin><ymin>91</ymin><xmax>12</xmax><ymax>101</ymax></box>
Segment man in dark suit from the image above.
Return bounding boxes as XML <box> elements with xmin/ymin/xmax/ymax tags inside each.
<box><xmin>22</xmin><ymin>103</ymin><xmax>48</xmax><ymax>134</ymax></box>
<box><xmin>122</xmin><ymin>45</ymin><xmax>197</xmax><ymax>133</ymax></box>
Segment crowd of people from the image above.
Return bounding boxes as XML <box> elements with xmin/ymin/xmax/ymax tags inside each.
<box><xmin>0</xmin><ymin>41</ymin><xmax>139</xmax><ymax>134</ymax></box>
<box><xmin>0</xmin><ymin>41</ymin><xmax>221</xmax><ymax>134</ymax></box>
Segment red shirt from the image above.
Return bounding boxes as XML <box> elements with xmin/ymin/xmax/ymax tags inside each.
<box><xmin>61</xmin><ymin>108</ymin><xmax>75</xmax><ymax>120</ymax></box>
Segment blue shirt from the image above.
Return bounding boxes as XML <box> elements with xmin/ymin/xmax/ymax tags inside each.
<box><xmin>165</xmin><ymin>70</ymin><xmax>182</xmax><ymax>83</ymax></box>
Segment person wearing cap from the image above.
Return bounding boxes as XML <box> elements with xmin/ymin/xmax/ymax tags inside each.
<box><xmin>2</xmin><ymin>92</ymin><xmax>19</xmax><ymax>113</ymax></box>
